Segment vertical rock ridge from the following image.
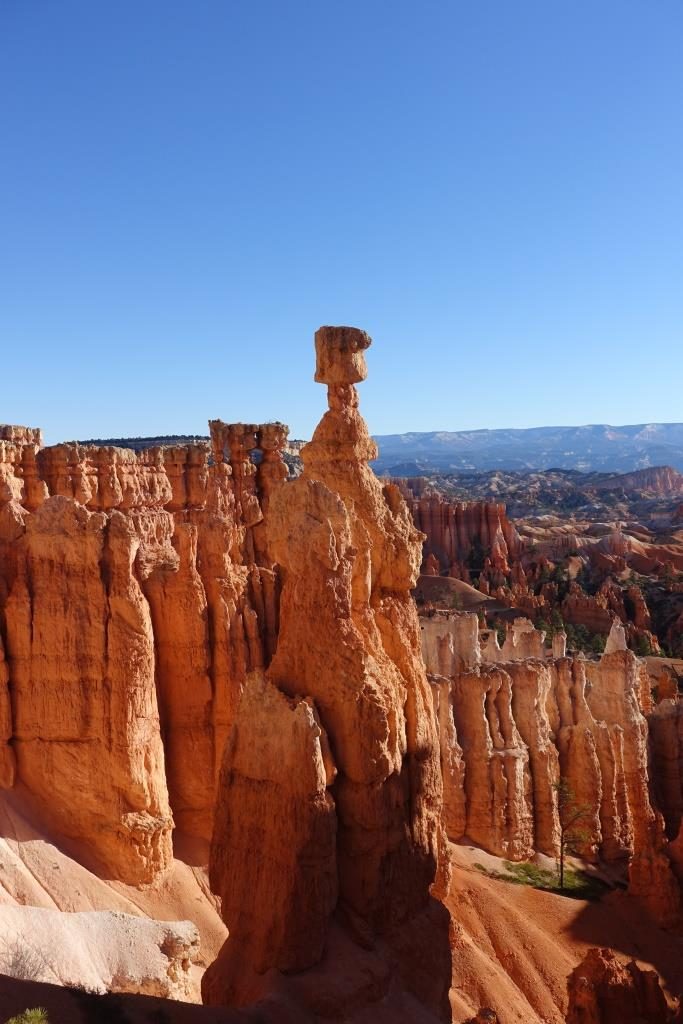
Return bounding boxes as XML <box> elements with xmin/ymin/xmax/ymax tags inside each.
<box><xmin>0</xmin><ymin>427</ymin><xmax>288</xmax><ymax>881</ymax></box>
<box><xmin>423</xmin><ymin>611</ymin><xmax>681</xmax><ymax>926</ymax></box>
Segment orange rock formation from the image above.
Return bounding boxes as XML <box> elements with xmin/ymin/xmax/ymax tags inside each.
<box><xmin>2</xmin><ymin>332</ymin><xmax>683</xmax><ymax>1020</ymax></box>
<box><xmin>402</xmin><ymin>483</ymin><xmax>674</xmax><ymax>654</ymax></box>
<box><xmin>0</xmin><ymin>424</ymin><xmax>288</xmax><ymax>880</ymax></box>
<box><xmin>408</xmin><ymin>493</ymin><xmax>524</xmax><ymax>578</ymax></box>
<box><xmin>566</xmin><ymin>947</ymin><xmax>679</xmax><ymax>1023</ymax></box>
<box><xmin>421</xmin><ymin>610</ymin><xmax>681</xmax><ymax>926</ymax></box>
<box><xmin>203</xmin><ymin>326</ymin><xmax>453</xmax><ymax>1021</ymax></box>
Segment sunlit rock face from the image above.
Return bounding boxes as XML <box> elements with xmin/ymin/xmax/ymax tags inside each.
<box><xmin>423</xmin><ymin>607</ymin><xmax>681</xmax><ymax>928</ymax></box>
<box><xmin>2</xmin><ymin>324</ymin><xmax>683</xmax><ymax>1020</ymax></box>
<box><xmin>202</xmin><ymin>326</ymin><xmax>453</xmax><ymax>1022</ymax></box>
<box><xmin>0</xmin><ymin>425</ymin><xmax>289</xmax><ymax>881</ymax></box>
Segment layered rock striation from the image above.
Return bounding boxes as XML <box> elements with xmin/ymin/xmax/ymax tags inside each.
<box><xmin>407</xmin><ymin>492</ymin><xmax>524</xmax><ymax>579</ymax></box>
<box><xmin>0</xmin><ymin>422</ymin><xmax>289</xmax><ymax>881</ymax></box>
<box><xmin>422</xmin><ymin>611</ymin><xmax>681</xmax><ymax>925</ymax></box>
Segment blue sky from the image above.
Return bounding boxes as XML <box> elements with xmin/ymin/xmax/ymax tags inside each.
<box><xmin>1</xmin><ymin>1</ymin><xmax>682</xmax><ymax>444</ymax></box>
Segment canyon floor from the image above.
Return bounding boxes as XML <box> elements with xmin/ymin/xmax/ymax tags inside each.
<box><xmin>447</xmin><ymin>844</ymin><xmax>683</xmax><ymax>1022</ymax></box>
<box><xmin>2</xmin><ymin>839</ymin><xmax>683</xmax><ymax>1023</ymax></box>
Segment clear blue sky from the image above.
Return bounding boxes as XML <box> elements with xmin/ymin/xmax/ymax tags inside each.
<box><xmin>2</xmin><ymin>1</ymin><xmax>682</xmax><ymax>445</ymax></box>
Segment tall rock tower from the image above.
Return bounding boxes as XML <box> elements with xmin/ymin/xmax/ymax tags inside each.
<box><xmin>203</xmin><ymin>326</ymin><xmax>452</xmax><ymax>1022</ymax></box>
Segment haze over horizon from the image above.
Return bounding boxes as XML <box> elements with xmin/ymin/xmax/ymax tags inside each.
<box><xmin>2</xmin><ymin>1</ymin><xmax>682</xmax><ymax>445</ymax></box>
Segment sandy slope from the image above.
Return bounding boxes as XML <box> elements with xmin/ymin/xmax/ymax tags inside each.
<box><xmin>0</xmin><ymin>790</ymin><xmax>226</xmax><ymax>1001</ymax></box>
<box><xmin>2</xmin><ymin>796</ymin><xmax>683</xmax><ymax>1022</ymax></box>
<box><xmin>447</xmin><ymin>843</ymin><xmax>683</xmax><ymax>1022</ymax></box>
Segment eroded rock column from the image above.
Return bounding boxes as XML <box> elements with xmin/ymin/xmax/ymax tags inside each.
<box><xmin>203</xmin><ymin>326</ymin><xmax>452</xmax><ymax>1021</ymax></box>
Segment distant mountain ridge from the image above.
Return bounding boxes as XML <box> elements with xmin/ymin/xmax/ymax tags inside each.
<box><xmin>371</xmin><ymin>422</ymin><xmax>683</xmax><ymax>474</ymax></box>
<box><xmin>78</xmin><ymin>434</ymin><xmax>208</xmax><ymax>450</ymax></box>
<box><xmin>77</xmin><ymin>423</ymin><xmax>683</xmax><ymax>475</ymax></box>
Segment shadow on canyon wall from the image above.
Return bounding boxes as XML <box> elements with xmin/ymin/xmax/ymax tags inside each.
<box><xmin>568</xmin><ymin>892</ymin><xmax>683</xmax><ymax>999</ymax></box>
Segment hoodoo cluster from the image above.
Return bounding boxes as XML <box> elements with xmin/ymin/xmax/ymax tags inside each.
<box><xmin>1</xmin><ymin>329</ymin><xmax>683</xmax><ymax>1022</ymax></box>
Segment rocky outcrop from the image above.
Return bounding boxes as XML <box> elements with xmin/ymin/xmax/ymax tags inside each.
<box><xmin>0</xmin><ymin>425</ymin><xmax>289</xmax><ymax>879</ymax></box>
<box><xmin>422</xmin><ymin>609</ymin><xmax>681</xmax><ymax>923</ymax></box>
<box><xmin>205</xmin><ymin>669</ymin><xmax>336</xmax><ymax>981</ymax></box>
<box><xmin>400</xmin><ymin>475</ymin><xmax>676</xmax><ymax>655</ymax></box>
<box><xmin>408</xmin><ymin>494</ymin><xmax>524</xmax><ymax>577</ymax></box>
<box><xmin>0</xmin><ymin>633</ymin><xmax>15</xmax><ymax>789</ymax></box>
<box><xmin>480</xmin><ymin>617</ymin><xmax>547</xmax><ymax>663</ymax></box>
<box><xmin>648</xmin><ymin>699</ymin><xmax>683</xmax><ymax>842</ymax></box>
<box><xmin>566</xmin><ymin>947</ymin><xmax>677</xmax><ymax>1024</ymax></box>
<box><xmin>604</xmin><ymin>620</ymin><xmax>627</xmax><ymax>654</ymax></box>
<box><xmin>430</xmin><ymin>672</ymin><xmax>467</xmax><ymax>841</ymax></box>
<box><xmin>1</xmin><ymin>342</ymin><xmax>683</xmax><ymax>1020</ymax></box>
<box><xmin>5</xmin><ymin>495</ymin><xmax>174</xmax><ymax>882</ymax></box>
<box><xmin>584</xmin><ymin>652</ymin><xmax>680</xmax><ymax>923</ymax></box>
<box><xmin>561</xmin><ymin>583</ymin><xmax>616</xmax><ymax>636</ymax></box>
<box><xmin>591</xmin><ymin>466</ymin><xmax>683</xmax><ymax>496</ymax></box>
<box><xmin>203</xmin><ymin>326</ymin><xmax>452</xmax><ymax>1021</ymax></box>
<box><xmin>0</xmin><ymin>424</ymin><xmax>42</xmax><ymax>445</ymax></box>
<box><xmin>0</xmin><ymin>906</ymin><xmax>201</xmax><ymax>1001</ymax></box>
<box><xmin>451</xmin><ymin>664</ymin><xmax>535</xmax><ymax>859</ymax></box>
<box><xmin>421</xmin><ymin>609</ymin><xmax>481</xmax><ymax>675</ymax></box>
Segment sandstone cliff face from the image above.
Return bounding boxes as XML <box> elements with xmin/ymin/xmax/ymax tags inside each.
<box><xmin>649</xmin><ymin>699</ymin><xmax>683</xmax><ymax>842</ymax></box>
<box><xmin>408</xmin><ymin>494</ymin><xmax>524</xmax><ymax>578</ymax></box>
<box><xmin>0</xmin><ymin>632</ymin><xmax>15</xmax><ymax>789</ymax></box>
<box><xmin>450</xmin><ymin>664</ymin><xmax>535</xmax><ymax>860</ymax></box>
<box><xmin>207</xmin><ymin>669</ymin><xmax>337</xmax><ymax>979</ymax></box>
<box><xmin>584</xmin><ymin>652</ymin><xmax>680</xmax><ymax>924</ymax></box>
<box><xmin>0</xmin><ymin>424</ymin><xmax>289</xmax><ymax>880</ymax></box>
<box><xmin>203</xmin><ymin>327</ymin><xmax>452</xmax><ymax>1021</ymax></box>
<box><xmin>423</xmin><ymin>611</ymin><xmax>681</xmax><ymax>924</ymax></box>
<box><xmin>5</xmin><ymin>495</ymin><xmax>174</xmax><ymax>882</ymax></box>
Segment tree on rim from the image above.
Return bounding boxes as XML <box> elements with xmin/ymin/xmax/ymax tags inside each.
<box><xmin>554</xmin><ymin>778</ymin><xmax>591</xmax><ymax>891</ymax></box>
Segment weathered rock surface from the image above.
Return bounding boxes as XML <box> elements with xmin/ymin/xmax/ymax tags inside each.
<box><xmin>2</xmin><ymin>334</ymin><xmax>683</xmax><ymax>1019</ymax></box>
<box><xmin>207</xmin><ymin>669</ymin><xmax>336</xmax><ymax>981</ymax></box>
<box><xmin>0</xmin><ymin>425</ymin><xmax>289</xmax><ymax>880</ymax></box>
<box><xmin>421</xmin><ymin>609</ymin><xmax>481</xmax><ymax>675</ymax></box>
<box><xmin>0</xmin><ymin>632</ymin><xmax>15</xmax><ymax>789</ymax></box>
<box><xmin>649</xmin><ymin>699</ymin><xmax>683</xmax><ymax>842</ymax></box>
<box><xmin>585</xmin><ymin>652</ymin><xmax>680</xmax><ymax>924</ymax></box>
<box><xmin>481</xmin><ymin>616</ymin><xmax>547</xmax><ymax>663</ymax></box>
<box><xmin>566</xmin><ymin>947</ymin><xmax>678</xmax><ymax>1024</ymax></box>
<box><xmin>408</xmin><ymin>493</ymin><xmax>524</xmax><ymax>578</ymax></box>
<box><xmin>0</xmin><ymin>906</ymin><xmax>200</xmax><ymax>1001</ymax></box>
<box><xmin>203</xmin><ymin>326</ymin><xmax>452</xmax><ymax>1021</ymax></box>
<box><xmin>400</xmin><ymin>476</ymin><xmax>675</xmax><ymax>655</ymax></box>
<box><xmin>450</xmin><ymin>664</ymin><xmax>534</xmax><ymax>859</ymax></box>
<box><xmin>5</xmin><ymin>496</ymin><xmax>174</xmax><ymax>882</ymax></box>
<box><xmin>422</xmin><ymin>610</ymin><xmax>681</xmax><ymax>924</ymax></box>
